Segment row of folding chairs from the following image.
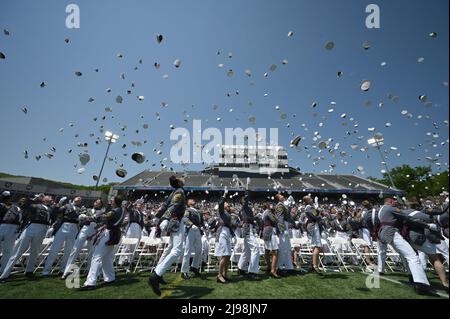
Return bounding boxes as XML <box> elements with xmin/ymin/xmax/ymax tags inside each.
<box><xmin>5</xmin><ymin>233</ymin><xmax>443</xmax><ymax>276</ymax></box>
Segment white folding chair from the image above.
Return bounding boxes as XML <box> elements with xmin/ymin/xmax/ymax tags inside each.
<box><xmin>34</xmin><ymin>237</ymin><xmax>55</xmax><ymax>273</ymax></box>
<box><xmin>230</xmin><ymin>237</ymin><xmax>244</xmax><ymax>271</ymax></box>
<box><xmin>351</xmin><ymin>238</ymin><xmax>377</xmax><ymax>270</ymax></box>
<box><xmin>206</xmin><ymin>238</ymin><xmax>217</xmax><ymax>272</ymax></box>
<box><xmin>134</xmin><ymin>237</ymin><xmax>161</xmax><ymax>273</ymax></box>
<box><xmin>320</xmin><ymin>238</ymin><xmax>345</xmax><ymax>272</ymax></box>
<box><xmin>115</xmin><ymin>237</ymin><xmax>140</xmax><ymax>272</ymax></box>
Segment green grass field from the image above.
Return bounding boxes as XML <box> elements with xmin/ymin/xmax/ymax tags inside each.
<box><xmin>0</xmin><ymin>270</ymin><xmax>448</xmax><ymax>299</ymax></box>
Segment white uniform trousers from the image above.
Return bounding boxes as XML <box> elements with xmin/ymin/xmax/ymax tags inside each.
<box><xmin>62</xmin><ymin>223</ymin><xmax>97</xmax><ymax>277</ymax></box>
<box><xmin>0</xmin><ymin>224</ymin><xmax>20</xmax><ymax>274</ymax></box>
<box><xmin>391</xmin><ymin>232</ymin><xmax>429</xmax><ymax>285</ymax></box>
<box><xmin>201</xmin><ymin>234</ymin><xmax>209</xmax><ymax>263</ymax></box>
<box><xmin>43</xmin><ymin>222</ymin><xmax>78</xmax><ymax>275</ymax></box>
<box><xmin>118</xmin><ymin>223</ymin><xmax>142</xmax><ymax>265</ymax></box>
<box><xmin>436</xmin><ymin>238</ymin><xmax>449</xmax><ymax>265</ymax></box>
<box><xmin>238</xmin><ymin>225</ymin><xmax>260</xmax><ymax>274</ymax></box>
<box><xmin>181</xmin><ymin>226</ymin><xmax>202</xmax><ymax>273</ymax></box>
<box><xmin>0</xmin><ymin>223</ymin><xmax>48</xmax><ymax>279</ymax></box>
<box><xmin>84</xmin><ymin>229</ymin><xmax>116</xmax><ymax>286</ymax></box>
<box><xmin>377</xmin><ymin>241</ymin><xmax>387</xmax><ymax>273</ymax></box>
<box><xmin>155</xmin><ymin>220</ymin><xmax>184</xmax><ymax>277</ymax></box>
<box><xmin>277</xmin><ymin>225</ymin><xmax>294</xmax><ymax>270</ymax></box>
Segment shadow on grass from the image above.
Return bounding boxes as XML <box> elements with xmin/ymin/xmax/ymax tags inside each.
<box><xmin>319</xmin><ymin>273</ymin><xmax>349</xmax><ymax>279</ymax></box>
<box><xmin>163</xmin><ymin>285</ymin><xmax>215</xmax><ymax>299</ymax></box>
<box><xmin>355</xmin><ymin>287</ymin><xmax>372</xmax><ymax>293</ymax></box>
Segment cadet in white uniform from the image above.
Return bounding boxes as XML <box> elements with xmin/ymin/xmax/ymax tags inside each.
<box><xmin>82</xmin><ymin>196</ymin><xmax>125</xmax><ymax>289</ymax></box>
<box><xmin>0</xmin><ymin>195</ymin><xmax>56</xmax><ymax>281</ymax></box>
<box><xmin>0</xmin><ymin>194</ymin><xmax>25</xmax><ymax>274</ymax></box>
<box><xmin>42</xmin><ymin>197</ymin><xmax>83</xmax><ymax>276</ymax></box>
<box><xmin>148</xmin><ymin>176</ymin><xmax>186</xmax><ymax>296</ymax></box>
<box><xmin>378</xmin><ymin>197</ymin><xmax>434</xmax><ymax>295</ymax></box>
<box><xmin>237</xmin><ymin>190</ymin><xmax>260</xmax><ymax>279</ymax></box>
<box><xmin>181</xmin><ymin>199</ymin><xmax>204</xmax><ymax>279</ymax></box>
<box><xmin>405</xmin><ymin>199</ymin><xmax>448</xmax><ymax>292</ymax></box>
<box><xmin>274</xmin><ymin>194</ymin><xmax>296</xmax><ymax>275</ymax></box>
<box><xmin>62</xmin><ymin>199</ymin><xmax>105</xmax><ymax>279</ymax></box>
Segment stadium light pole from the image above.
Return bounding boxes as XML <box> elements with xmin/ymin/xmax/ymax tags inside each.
<box><xmin>95</xmin><ymin>131</ymin><xmax>119</xmax><ymax>189</ymax></box>
<box><xmin>368</xmin><ymin>134</ymin><xmax>396</xmax><ymax>189</ymax></box>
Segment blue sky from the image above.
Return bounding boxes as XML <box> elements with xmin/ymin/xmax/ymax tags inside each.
<box><xmin>0</xmin><ymin>0</ymin><xmax>448</xmax><ymax>186</ymax></box>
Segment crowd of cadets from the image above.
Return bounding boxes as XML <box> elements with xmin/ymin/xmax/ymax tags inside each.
<box><xmin>0</xmin><ymin>176</ymin><xmax>448</xmax><ymax>296</ymax></box>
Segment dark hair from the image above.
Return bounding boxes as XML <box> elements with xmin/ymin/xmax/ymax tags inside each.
<box><xmin>169</xmin><ymin>175</ymin><xmax>181</xmax><ymax>188</ymax></box>
<box><xmin>113</xmin><ymin>195</ymin><xmax>123</xmax><ymax>207</ymax></box>
<box><xmin>362</xmin><ymin>200</ymin><xmax>371</xmax><ymax>208</ymax></box>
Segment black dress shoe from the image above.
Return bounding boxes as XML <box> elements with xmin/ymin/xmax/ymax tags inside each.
<box><xmin>181</xmin><ymin>273</ymin><xmax>190</xmax><ymax>280</ymax></box>
<box><xmin>414</xmin><ymin>284</ymin><xmax>437</xmax><ymax>296</ymax></box>
<box><xmin>190</xmin><ymin>267</ymin><xmax>200</xmax><ymax>275</ymax></box>
<box><xmin>148</xmin><ymin>274</ymin><xmax>161</xmax><ymax>296</ymax></box>
<box><xmin>104</xmin><ymin>280</ymin><xmax>116</xmax><ymax>285</ymax></box>
<box><xmin>79</xmin><ymin>285</ymin><xmax>96</xmax><ymax>291</ymax></box>
<box><xmin>247</xmin><ymin>273</ymin><xmax>259</xmax><ymax>281</ymax></box>
<box><xmin>25</xmin><ymin>272</ymin><xmax>34</xmax><ymax>277</ymax></box>
<box><xmin>237</xmin><ymin>268</ymin><xmax>247</xmax><ymax>276</ymax></box>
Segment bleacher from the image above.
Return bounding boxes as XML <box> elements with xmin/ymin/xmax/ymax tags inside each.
<box><xmin>114</xmin><ymin>165</ymin><xmax>402</xmax><ymax>196</ymax></box>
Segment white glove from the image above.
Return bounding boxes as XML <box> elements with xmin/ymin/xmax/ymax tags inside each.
<box><xmin>445</xmin><ymin>197</ymin><xmax>449</xmax><ymax>204</ymax></box>
<box><xmin>58</xmin><ymin>197</ymin><xmax>68</xmax><ymax>205</ymax></box>
<box><xmin>314</xmin><ymin>196</ymin><xmax>319</xmax><ymax>209</ymax></box>
<box><xmin>78</xmin><ymin>214</ymin><xmax>87</xmax><ymax>222</ymax></box>
<box><xmin>288</xmin><ymin>195</ymin><xmax>295</xmax><ymax>205</ymax></box>
<box><xmin>191</xmin><ymin>225</ymin><xmax>198</xmax><ymax>230</ymax></box>
<box><xmin>428</xmin><ymin>224</ymin><xmax>438</xmax><ymax>232</ymax></box>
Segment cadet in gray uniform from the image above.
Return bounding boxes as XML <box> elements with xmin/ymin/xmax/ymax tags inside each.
<box><xmin>378</xmin><ymin>197</ymin><xmax>434</xmax><ymax>295</ymax></box>
<box><xmin>274</xmin><ymin>194</ymin><xmax>296</xmax><ymax>275</ymax></box>
<box><xmin>62</xmin><ymin>199</ymin><xmax>105</xmax><ymax>279</ymax></box>
<box><xmin>43</xmin><ymin>196</ymin><xmax>83</xmax><ymax>276</ymax></box>
<box><xmin>0</xmin><ymin>196</ymin><xmax>25</xmax><ymax>274</ymax></box>
<box><xmin>303</xmin><ymin>196</ymin><xmax>322</xmax><ymax>274</ymax></box>
<box><xmin>237</xmin><ymin>190</ymin><xmax>260</xmax><ymax>279</ymax></box>
<box><xmin>82</xmin><ymin>196</ymin><xmax>125</xmax><ymax>289</ymax></box>
<box><xmin>0</xmin><ymin>195</ymin><xmax>57</xmax><ymax>281</ymax></box>
<box><xmin>148</xmin><ymin>176</ymin><xmax>186</xmax><ymax>295</ymax></box>
<box><xmin>181</xmin><ymin>199</ymin><xmax>204</xmax><ymax>279</ymax></box>
<box><xmin>405</xmin><ymin>199</ymin><xmax>448</xmax><ymax>292</ymax></box>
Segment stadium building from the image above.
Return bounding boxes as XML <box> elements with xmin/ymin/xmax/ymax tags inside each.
<box><xmin>113</xmin><ymin>145</ymin><xmax>403</xmax><ymax>200</ymax></box>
